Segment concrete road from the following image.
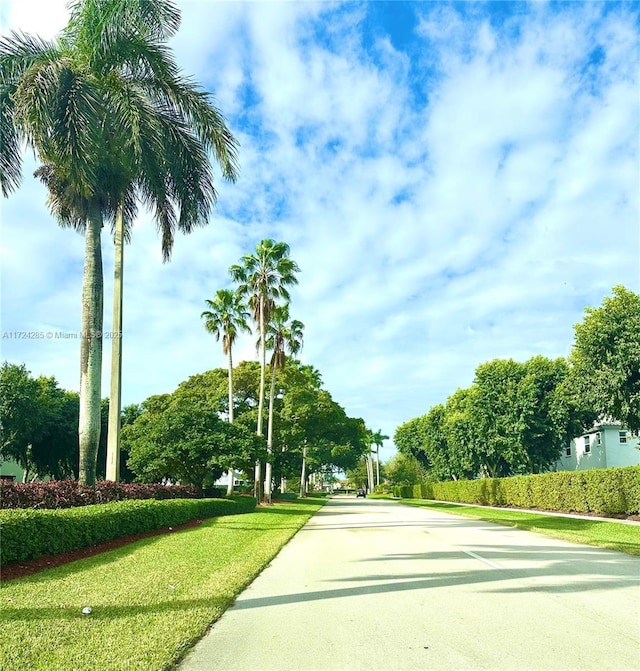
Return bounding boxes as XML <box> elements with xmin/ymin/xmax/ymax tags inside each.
<box><xmin>178</xmin><ymin>497</ymin><xmax>640</xmax><ymax>671</ymax></box>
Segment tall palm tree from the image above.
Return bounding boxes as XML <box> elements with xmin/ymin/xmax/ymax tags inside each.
<box><xmin>230</xmin><ymin>240</ymin><xmax>300</xmax><ymax>501</ymax></box>
<box><xmin>1</xmin><ymin>0</ymin><xmax>238</xmax><ymax>485</ymax></box>
<box><xmin>263</xmin><ymin>303</ymin><xmax>304</xmax><ymax>502</ymax></box>
<box><xmin>370</xmin><ymin>429</ymin><xmax>389</xmax><ymax>487</ymax></box>
<box><xmin>1</xmin><ymin>28</ymin><xmax>121</xmax><ymax>485</ymax></box>
<box><xmin>202</xmin><ymin>289</ymin><xmax>251</xmax><ymax>495</ymax></box>
<box><xmin>72</xmin><ymin>0</ymin><xmax>239</xmax><ymax>483</ymax></box>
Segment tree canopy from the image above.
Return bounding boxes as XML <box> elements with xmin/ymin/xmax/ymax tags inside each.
<box><xmin>568</xmin><ymin>285</ymin><xmax>640</xmax><ymax>433</ymax></box>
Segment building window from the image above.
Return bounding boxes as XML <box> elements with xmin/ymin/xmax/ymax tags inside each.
<box><xmin>565</xmin><ymin>446</ymin><xmax>571</xmax><ymax>457</ymax></box>
<box><xmin>619</xmin><ymin>431</ymin><xmax>627</xmax><ymax>444</ymax></box>
<box><xmin>595</xmin><ymin>433</ymin><xmax>601</xmax><ymax>445</ymax></box>
<box><xmin>584</xmin><ymin>436</ymin><xmax>590</xmax><ymax>453</ymax></box>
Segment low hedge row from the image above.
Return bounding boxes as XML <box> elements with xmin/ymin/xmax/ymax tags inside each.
<box><xmin>0</xmin><ymin>495</ymin><xmax>257</xmax><ymax>565</ymax></box>
<box><xmin>392</xmin><ymin>465</ymin><xmax>640</xmax><ymax>515</ymax></box>
<box><xmin>0</xmin><ymin>480</ymin><xmax>199</xmax><ymax>510</ymax></box>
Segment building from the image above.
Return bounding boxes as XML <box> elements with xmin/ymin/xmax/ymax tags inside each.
<box><xmin>555</xmin><ymin>421</ymin><xmax>640</xmax><ymax>471</ymax></box>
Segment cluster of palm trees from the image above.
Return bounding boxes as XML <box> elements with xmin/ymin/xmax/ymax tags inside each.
<box><xmin>202</xmin><ymin>239</ymin><xmax>303</xmax><ymax>503</ymax></box>
<box><xmin>366</xmin><ymin>429</ymin><xmax>389</xmax><ymax>492</ymax></box>
<box><xmin>0</xmin><ymin>0</ymin><xmax>239</xmax><ymax>485</ymax></box>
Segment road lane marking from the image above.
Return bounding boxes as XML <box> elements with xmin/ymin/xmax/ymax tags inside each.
<box><xmin>462</xmin><ymin>549</ymin><xmax>502</xmax><ymax>569</ymax></box>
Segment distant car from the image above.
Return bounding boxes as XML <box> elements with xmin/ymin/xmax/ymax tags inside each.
<box><xmin>356</xmin><ymin>489</ymin><xmax>366</xmax><ymax>498</ymax></box>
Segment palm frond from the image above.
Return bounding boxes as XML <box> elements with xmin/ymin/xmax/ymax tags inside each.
<box><xmin>0</xmin><ymin>31</ymin><xmax>61</xmax><ymax>84</ymax></box>
<box><xmin>0</xmin><ymin>86</ymin><xmax>22</xmax><ymax>195</ymax></box>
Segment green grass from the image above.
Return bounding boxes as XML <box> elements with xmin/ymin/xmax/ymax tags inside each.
<box><xmin>0</xmin><ymin>498</ymin><xmax>324</xmax><ymax>671</ymax></box>
<box><xmin>398</xmin><ymin>499</ymin><xmax>640</xmax><ymax>556</ymax></box>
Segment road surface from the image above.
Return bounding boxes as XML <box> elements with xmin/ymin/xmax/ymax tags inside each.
<box><xmin>178</xmin><ymin>497</ymin><xmax>640</xmax><ymax>671</ymax></box>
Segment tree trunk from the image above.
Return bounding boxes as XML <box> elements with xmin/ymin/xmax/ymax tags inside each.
<box><xmin>106</xmin><ymin>204</ymin><xmax>124</xmax><ymax>482</ymax></box>
<box><xmin>264</xmin><ymin>364</ymin><xmax>277</xmax><ymax>504</ymax></box>
<box><xmin>300</xmin><ymin>442</ymin><xmax>307</xmax><ymax>497</ymax></box>
<box><xmin>78</xmin><ymin>211</ymin><xmax>104</xmax><ymax>487</ymax></box>
<box><xmin>376</xmin><ymin>444</ymin><xmax>380</xmax><ymax>487</ymax></box>
<box><xmin>280</xmin><ymin>443</ymin><xmax>286</xmax><ymax>494</ymax></box>
<box><xmin>226</xmin><ymin>346</ymin><xmax>235</xmax><ymax>496</ymax></box>
<box><xmin>255</xmin><ymin>295</ymin><xmax>266</xmax><ymax>501</ymax></box>
<box><xmin>367</xmin><ymin>450</ymin><xmax>374</xmax><ymax>493</ymax></box>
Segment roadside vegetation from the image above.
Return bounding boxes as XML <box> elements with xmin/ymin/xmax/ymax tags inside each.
<box><xmin>394</xmin><ymin>286</ymin><xmax>640</xmax><ymax>481</ymax></box>
<box><xmin>393</xmin><ymin>499</ymin><xmax>640</xmax><ymax>556</ymax></box>
<box><xmin>0</xmin><ymin>499</ymin><xmax>324</xmax><ymax>671</ymax></box>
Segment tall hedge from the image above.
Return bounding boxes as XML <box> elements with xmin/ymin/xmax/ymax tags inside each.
<box><xmin>393</xmin><ymin>465</ymin><xmax>640</xmax><ymax>515</ymax></box>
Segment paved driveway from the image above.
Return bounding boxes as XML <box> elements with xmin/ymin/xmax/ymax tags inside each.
<box><xmin>178</xmin><ymin>497</ymin><xmax>640</xmax><ymax>671</ymax></box>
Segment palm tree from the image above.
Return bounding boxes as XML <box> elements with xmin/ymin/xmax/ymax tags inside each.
<box><xmin>1</xmin><ymin>0</ymin><xmax>238</xmax><ymax>485</ymax></box>
<box><xmin>1</xmin><ymin>29</ymin><xmax>119</xmax><ymax>485</ymax></box>
<box><xmin>202</xmin><ymin>289</ymin><xmax>251</xmax><ymax>495</ymax></box>
<box><xmin>263</xmin><ymin>304</ymin><xmax>304</xmax><ymax>502</ymax></box>
<box><xmin>370</xmin><ymin>429</ymin><xmax>389</xmax><ymax>487</ymax></box>
<box><xmin>230</xmin><ymin>240</ymin><xmax>300</xmax><ymax>501</ymax></box>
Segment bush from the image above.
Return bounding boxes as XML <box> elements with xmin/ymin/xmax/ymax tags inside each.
<box><xmin>0</xmin><ymin>480</ymin><xmax>199</xmax><ymax>509</ymax></box>
<box><xmin>0</xmin><ymin>495</ymin><xmax>257</xmax><ymax>565</ymax></box>
<box><xmin>394</xmin><ymin>466</ymin><xmax>640</xmax><ymax>516</ymax></box>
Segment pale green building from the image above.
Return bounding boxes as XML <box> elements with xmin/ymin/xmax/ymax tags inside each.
<box><xmin>555</xmin><ymin>421</ymin><xmax>640</xmax><ymax>471</ymax></box>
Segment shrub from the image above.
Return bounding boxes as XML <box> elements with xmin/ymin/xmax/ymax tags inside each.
<box><xmin>0</xmin><ymin>495</ymin><xmax>258</xmax><ymax>565</ymax></box>
<box><xmin>394</xmin><ymin>466</ymin><xmax>640</xmax><ymax>516</ymax></box>
<box><xmin>0</xmin><ymin>480</ymin><xmax>199</xmax><ymax>510</ymax></box>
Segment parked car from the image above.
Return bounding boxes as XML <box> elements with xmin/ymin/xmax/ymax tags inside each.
<box><xmin>356</xmin><ymin>489</ymin><xmax>366</xmax><ymax>498</ymax></box>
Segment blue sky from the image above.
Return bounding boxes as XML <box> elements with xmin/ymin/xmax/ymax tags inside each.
<box><xmin>1</xmin><ymin>1</ymin><xmax>638</xmax><ymax>465</ymax></box>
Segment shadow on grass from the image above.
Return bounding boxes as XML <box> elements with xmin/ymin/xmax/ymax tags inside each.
<box><xmin>2</xmin><ymin>594</ymin><xmax>235</xmax><ymax>623</ymax></box>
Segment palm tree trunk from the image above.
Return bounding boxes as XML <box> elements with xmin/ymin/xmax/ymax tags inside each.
<box><xmin>255</xmin><ymin>295</ymin><xmax>266</xmax><ymax>501</ymax></box>
<box><xmin>78</xmin><ymin>211</ymin><xmax>104</xmax><ymax>487</ymax></box>
<box><xmin>300</xmin><ymin>442</ymin><xmax>307</xmax><ymax>497</ymax></box>
<box><xmin>376</xmin><ymin>444</ymin><xmax>380</xmax><ymax>487</ymax></box>
<box><xmin>226</xmin><ymin>346</ymin><xmax>235</xmax><ymax>496</ymax></box>
<box><xmin>264</xmin><ymin>364</ymin><xmax>277</xmax><ymax>503</ymax></box>
<box><xmin>367</xmin><ymin>451</ymin><xmax>374</xmax><ymax>493</ymax></box>
<box><xmin>106</xmin><ymin>204</ymin><xmax>124</xmax><ymax>482</ymax></box>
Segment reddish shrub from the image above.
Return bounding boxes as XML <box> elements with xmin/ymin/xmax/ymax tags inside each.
<box><xmin>0</xmin><ymin>480</ymin><xmax>199</xmax><ymax>509</ymax></box>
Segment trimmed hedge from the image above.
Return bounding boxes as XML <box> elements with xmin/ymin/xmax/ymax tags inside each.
<box><xmin>0</xmin><ymin>495</ymin><xmax>257</xmax><ymax>565</ymax></box>
<box><xmin>392</xmin><ymin>465</ymin><xmax>640</xmax><ymax>515</ymax></box>
<box><xmin>0</xmin><ymin>480</ymin><xmax>199</xmax><ymax>510</ymax></box>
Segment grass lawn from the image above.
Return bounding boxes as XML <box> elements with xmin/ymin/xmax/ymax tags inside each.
<box><xmin>1</xmin><ymin>498</ymin><xmax>324</xmax><ymax>671</ymax></box>
<box><xmin>396</xmin><ymin>499</ymin><xmax>640</xmax><ymax>556</ymax></box>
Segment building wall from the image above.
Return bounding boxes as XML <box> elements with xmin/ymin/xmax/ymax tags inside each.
<box><xmin>0</xmin><ymin>459</ymin><xmax>26</xmax><ymax>482</ymax></box>
<box><xmin>556</xmin><ymin>423</ymin><xmax>640</xmax><ymax>472</ymax></box>
<box><xmin>603</xmin><ymin>426</ymin><xmax>640</xmax><ymax>468</ymax></box>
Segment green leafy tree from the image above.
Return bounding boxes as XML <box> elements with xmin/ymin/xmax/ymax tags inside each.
<box><xmin>394</xmin><ymin>416</ymin><xmax>430</xmax><ymax>469</ymax></box>
<box><xmin>469</xmin><ymin>359</ymin><xmax>527</xmax><ymax>477</ymax></box>
<box><xmin>0</xmin><ymin>363</ymin><xmax>81</xmax><ymax>480</ymax></box>
<box><xmin>30</xmin><ymin>379</ymin><xmax>80</xmax><ymax>480</ymax></box>
<box><xmin>202</xmin><ymin>289</ymin><xmax>252</xmax><ymax>494</ymax></box>
<box><xmin>516</xmin><ymin>356</ymin><xmax>594</xmax><ymax>473</ymax></box>
<box><xmin>442</xmin><ymin>387</ymin><xmax>480</xmax><ymax>480</ymax></box>
<box><xmin>124</xmin><ymin>396</ymin><xmax>265</xmax><ymax>491</ymax></box>
<box><xmin>0</xmin><ymin>363</ymin><xmax>40</xmax><ymax>477</ymax></box>
<box><xmin>421</xmin><ymin>404</ymin><xmax>453</xmax><ymax>481</ymax></box>
<box><xmin>230</xmin><ymin>240</ymin><xmax>300</xmax><ymax>500</ymax></box>
<box><xmin>384</xmin><ymin>452</ymin><xmax>429</xmax><ymax>486</ymax></box>
<box><xmin>568</xmin><ymin>286</ymin><xmax>640</xmax><ymax>433</ymax></box>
